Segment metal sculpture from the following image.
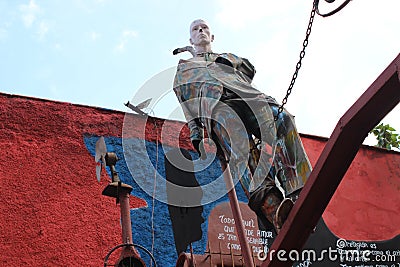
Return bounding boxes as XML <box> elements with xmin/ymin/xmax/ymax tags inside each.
<box><xmin>95</xmin><ymin>137</ymin><xmax>154</xmax><ymax>267</ymax></box>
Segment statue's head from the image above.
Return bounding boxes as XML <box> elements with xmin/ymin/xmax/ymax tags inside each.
<box><xmin>189</xmin><ymin>19</ymin><xmax>214</xmax><ymax>48</ymax></box>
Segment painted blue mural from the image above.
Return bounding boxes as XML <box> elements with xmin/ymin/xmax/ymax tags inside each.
<box><xmin>84</xmin><ymin>134</ymin><xmax>249</xmax><ymax>267</ymax></box>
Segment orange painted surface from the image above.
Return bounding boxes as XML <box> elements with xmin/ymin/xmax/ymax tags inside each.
<box><xmin>0</xmin><ymin>93</ymin><xmax>398</xmax><ymax>266</ymax></box>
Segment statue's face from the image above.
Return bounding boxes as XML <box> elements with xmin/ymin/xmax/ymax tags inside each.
<box><xmin>189</xmin><ymin>19</ymin><xmax>214</xmax><ymax>46</ymax></box>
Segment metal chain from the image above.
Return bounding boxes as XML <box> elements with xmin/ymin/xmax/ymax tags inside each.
<box><xmin>275</xmin><ymin>1</ymin><xmax>317</xmax><ymax>121</ymax></box>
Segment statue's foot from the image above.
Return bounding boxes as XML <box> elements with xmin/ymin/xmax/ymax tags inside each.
<box><xmin>274</xmin><ymin>198</ymin><xmax>294</xmax><ymax>233</ymax></box>
<box><xmin>286</xmin><ymin>188</ymin><xmax>302</xmax><ymax>202</ymax></box>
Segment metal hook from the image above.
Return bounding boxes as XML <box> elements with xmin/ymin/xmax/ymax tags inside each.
<box><xmin>315</xmin><ymin>0</ymin><xmax>352</xmax><ymax>17</ymax></box>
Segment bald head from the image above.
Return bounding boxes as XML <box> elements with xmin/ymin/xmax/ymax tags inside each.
<box><xmin>190</xmin><ymin>19</ymin><xmax>208</xmax><ymax>32</ymax></box>
<box><xmin>189</xmin><ymin>19</ymin><xmax>214</xmax><ymax>54</ymax></box>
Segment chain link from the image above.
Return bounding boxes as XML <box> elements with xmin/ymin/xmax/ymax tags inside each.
<box><xmin>275</xmin><ymin>1</ymin><xmax>317</xmax><ymax>121</ymax></box>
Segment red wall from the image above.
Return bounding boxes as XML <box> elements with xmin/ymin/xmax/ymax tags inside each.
<box><xmin>0</xmin><ymin>93</ymin><xmax>398</xmax><ymax>266</ymax></box>
<box><xmin>301</xmin><ymin>135</ymin><xmax>400</xmax><ymax>241</ymax></box>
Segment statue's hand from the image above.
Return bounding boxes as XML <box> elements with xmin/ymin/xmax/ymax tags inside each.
<box><xmin>192</xmin><ymin>140</ymin><xmax>207</xmax><ymax>160</ymax></box>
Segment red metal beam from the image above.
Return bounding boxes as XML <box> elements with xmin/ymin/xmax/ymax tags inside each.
<box><xmin>262</xmin><ymin>53</ymin><xmax>400</xmax><ymax>267</ymax></box>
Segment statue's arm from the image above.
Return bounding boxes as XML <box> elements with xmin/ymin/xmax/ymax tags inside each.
<box><xmin>173</xmin><ymin>84</ymin><xmax>204</xmax><ymax>143</ymax></box>
<box><xmin>238</xmin><ymin>57</ymin><xmax>256</xmax><ymax>82</ymax></box>
<box><xmin>215</xmin><ymin>53</ymin><xmax>256</xmax><ymax>82</ymax></box>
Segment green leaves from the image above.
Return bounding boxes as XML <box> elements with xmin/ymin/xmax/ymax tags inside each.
<box><xmin>370</xmin><ymin>123</ymin><xmax>400</xmax><ymax>150</ymax></box>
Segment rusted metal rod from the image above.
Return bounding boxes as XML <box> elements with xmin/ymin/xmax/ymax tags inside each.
<box><xmin>117</xmin><ymin>189</ymin><xmax>143</xmax><ymax>263</ymax></box>
<box><xmin>120</xmin><ymin>191</ymin><xmax>134</xmax><ymax>244</ymax></box>
<box><xmin>220</xmin><ymin>159</ymin><xmax>254</xmax><ymax>267</ymax></box>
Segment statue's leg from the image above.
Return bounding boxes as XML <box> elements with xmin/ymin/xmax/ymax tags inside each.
<box><xmin>271</xmin><ymin>104</ymin><xmax>312</xmax><ymax>200</ymax></box>
<box><xmin>221</xmin><ymin>99</ymin><xmax>288</xmax><ymax>233</ymax></box>
<box><xmin>212</xmin><ymin>100</ymin><xmax>300</xmax><ymax>233</ymax></box>
<box><xmin>211</xmin><ymin>102</ymin><xmax>254</xmax><ymax>198</ymax></box>
<box><xmin>249</xmin><ymin>104</ymin><xmax>312</xmax><ymax>233</ymax></box>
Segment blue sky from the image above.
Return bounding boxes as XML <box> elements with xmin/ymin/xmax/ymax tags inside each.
<box><xmin>1</xmin><ymin>0</ymin><xmax>399</xmax><ymax>146</ymax></box>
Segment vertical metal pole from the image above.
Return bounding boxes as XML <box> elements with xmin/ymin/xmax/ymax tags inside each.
<box><xmin>119</xmin><ymin>192</ymin><xmax>133</xmax><ymax>244</ymax></box>
<box><xmin>220</xmin><ymin>159</ymin><xmax>254</xmax><ymax>267</ymax></box>
<box><xmin>118</xmin><ymin>190</ymin><xmax>142</xmax><ymax>261</ymax></box>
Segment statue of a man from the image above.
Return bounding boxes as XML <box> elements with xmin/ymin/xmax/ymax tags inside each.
<box><xmin>173</xmin><ymin>19</ymin><xmax>312</xmax><ymax>233</ymax></box>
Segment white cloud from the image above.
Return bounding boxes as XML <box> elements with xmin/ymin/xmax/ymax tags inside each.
<box><xmin>122</xmin><ymin>30</ymin><xmax>138</xmax><ymax>38</ymax></box>
<box><xmin>73</xmin><ymin>0</ymin><xmax>109</xmax><ymax>13</ymax></box>
<box><xmin>94</xmin><ymin>0</ymin><xmax>109</xmax><ymax>4</ymax></box>
<box><xmin>49</xmin><ymin>84</ymin><xmax>60</xmax><ymax>97</ymax></box>
<box><xmin>36</xmin><ymin>21</ymin><xmax>49</xmax><ymax>40</ymax></box>
<box><xmin>19</xmin><ymin>0</ymin><xmax>40</xmax><ymax>28</ymax></box>
<box><xmin>215</xmin><ymin>0</ymin><xmax>263</xmax><ymax>28</ymax></box>
<box><xmin>115</xmin><ymin>41</ymin><xmax>126</xmax><ymax>52</ymax></box>
<box><xmin>19</xmin><ymin>0</ymin><xmax>50</xmax><ymax>41</ymax></box>
<box><xmin>0</xmin><ymin>28</ymin><xmax>7</xmax><ymax>41</ymax></box>
<box><xmin>215</xmin><ymin>0</ymin><xmax>301</xmax><ymax>29</ymax></box>
<box><xmin>114</xmin><ymin>30</ymin><xmax>138</xmax><ymax>52</ymax></box>
<box><xmin>90</xmin><ymin>31</ymin><xmax>101</xmax><ymax>41</ymax></box>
